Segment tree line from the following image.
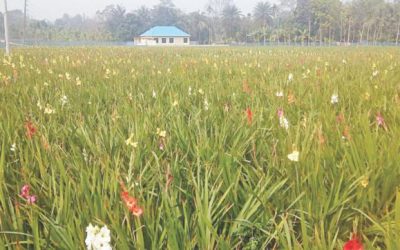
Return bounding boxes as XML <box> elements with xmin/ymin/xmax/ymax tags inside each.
<box><xmin>1</xmin><ymin>0</ymin><xmax>400</xmax><ymax>45</ymax></box>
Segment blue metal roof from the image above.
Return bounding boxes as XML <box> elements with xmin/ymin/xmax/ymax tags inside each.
<box><xmin>140</xmin><ymin>26</ymin><xmax>190</xmax><ymax>37</ymax></box>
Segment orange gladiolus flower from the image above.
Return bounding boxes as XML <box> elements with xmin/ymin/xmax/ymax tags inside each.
<box><xmin>246</xmin><ymin>108</ymin><xmax>253</xmax><ymax>125</ymax></box>
<box><xmin>120</xmin><ymin>182</ymin><xmax>143</xmax><ymax>217</ymax></box>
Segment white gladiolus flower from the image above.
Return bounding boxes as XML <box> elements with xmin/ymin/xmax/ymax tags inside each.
<box><xmin>204</xmin><ymin>98</ymin><xmax>209</xmax><ymax>110</ymax></box>
<box><xmin>188</xmin><ymin>86</ymin><xmax>192</xmax><ymax>96</ymax></box>
<box><xmin>10</xmin><ymin>143</ymin><xmax>16</xmax><ymax>152</ymax></box>
<box><xmin>152</xmin><ymin>90</ymin><xmax>156</xmax><ymax>98</ymax></box>
<box><xmin>44</xmin><ymin>104</ymin><xmax>56</xmax><ymax>114</ymax></box>
<box><xmin>288</xmin><ymin>73</ymin><xmax>293</xmax><ymax>82</ymax></box>
<box><xmin>279</xmin><ymin>116</ymin><xmax>289</xmax><ymax>130</ymax></box>
<box><xmin>61</xmin><ymin>95</ymin><xmax>68</xmax><ymax>106</ymax></box>
<box><xmin>156</xmin><ymin>128</ymin><xmax>167</xmax><ymax>138</ymax></box>
<box><xmin>85</xmin><ymin>224</ymin><xmax>112</xmax><ymax>250</ymax></box>
<box><xmin>37</xmin><ymin>101</ymin><xmax>43</xmax><ymax>110</ymax></box>
<box><xmin>287</xmin><ymin>150</ymin><xmax>299</xmax><ymax>162</ymax></box>
<box><xmin>330</xmin><ymin>94</ymin><xmax>339</xmax><ymax>104</ymax></box>
<box><xmin>275</xmin><ymin>91</ymin><xmax>284</xmax><ymax>97</ymax></box>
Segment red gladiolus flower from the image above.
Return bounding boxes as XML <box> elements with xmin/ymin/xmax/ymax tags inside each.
<box><xmin>20</xmin><ymin>184</ymin><xmax>37</xmax><ymax>204</ymax></box>
<box><xmin>120</xmin><ymin>182</ymin><xmax>143</xmax><ymax>217</ymax></box>
<box><xmin>25</xmin><ymin>121</ymin><xmax>37</xmax><ymax>139</ymax></box>
<box><xmin>343</xmin><ymin>234</ymin><xmax>363</xmax><ymax>250</ymax></box>
<box><xmin>246</xmin><ymin>108</ymin><xmax>253</xmax><ymax>125</ymax></box>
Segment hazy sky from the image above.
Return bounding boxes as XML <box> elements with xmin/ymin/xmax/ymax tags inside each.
<box><xmin>1</xmin><ymin>0</ymin><xmax>280</xmax><ymax>21</ymax></box>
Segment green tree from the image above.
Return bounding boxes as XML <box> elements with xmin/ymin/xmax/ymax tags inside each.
<box><xmin>222</xmin><ymin>4</ymin><xmax>241</xmax><ymax>42</ymax></box>
<box><xmin>253</xmin><ymin>2</ymin><xmax>274</xmax><ymax>44</ymax></box>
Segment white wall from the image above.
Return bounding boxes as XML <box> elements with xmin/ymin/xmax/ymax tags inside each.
<box><xmin>135</xmin><ymin>37</ymin><xmax>190</xmax><ymax>46</ymax></box>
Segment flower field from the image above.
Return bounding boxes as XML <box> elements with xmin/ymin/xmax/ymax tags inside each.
<box><xmin>1</xmin><ymin>47</ymin><xmax>400</xmax><ymax>249</ymax></box>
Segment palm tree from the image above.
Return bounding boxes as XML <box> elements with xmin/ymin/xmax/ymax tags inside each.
<box><xmin>253</xmin><ymin>2</ymin><xmax>273</xmax><ymax>28</ymax></box>
<box><xmin>222</xmin><ymin>4</ymin><xmax>241</xmax><ymax>42</ymax></box>
<box><xmin>253</xmin><ymin>2</ymin><xmax>273</xmax><ymax>45</ymax></box>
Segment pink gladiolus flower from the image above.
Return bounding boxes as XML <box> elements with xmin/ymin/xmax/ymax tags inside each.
<box><xmin>20</xmin><ymin>184</ymin><xmax>37</xmax><ymax>204</ymax></box>
<box><xmin>21</xmin><ymin>185</ymin><xmax>30</xmax><ymax>198</ymax></box>
<box><xmin>27</xmin><ymin>195</ymin><xmax>37</xmax><ymax>204</ymax></box>
<box><xmin>277</xmin><ymin>108</ymin><xmax>284</xmax><ymax>118</ymax></box>
<box><xmin>376</xmin><ymin>112</ymin><xmax>386</xmax><ymax>127</ymax></box>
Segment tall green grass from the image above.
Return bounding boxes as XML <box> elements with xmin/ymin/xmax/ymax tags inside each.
<box><xmin>0</xmin><ymin>47</ymin><xmax>400</xmax><ymax>249</ymax></box>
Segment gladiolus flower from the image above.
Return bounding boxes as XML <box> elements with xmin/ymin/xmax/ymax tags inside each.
<box><xmin>275</xmin><ymin>91</ymin><xmax>284</xmax><ymax>97</ymax></box>
<box><xmin>287</xmin><ymin>93</ymin><xmax>296</xmax><ymax>104</ymax></box>
<box><xmin>336</xmin><ymin>113</ymin><xmax>345</xmax><ymax>123</ymax></box>
<box><xmin>61</xmin><ymin>95</ymin><xmax>68</xmax><ymax>106</ymax></box>
<box><xmin>376</xmin><ymin>112</ymin><xmax>386</xmax><ymax>129</ymax></box>
<box><xmin>343</xmin><ymin>126</ymin><xmax>352</xmax><ymax>141</ymax></box>
<box><xmin>85</xmin><ymin>224</ymin><xmax>112</xmax><ymax>250</ymax></box>
<box><xmin>246</xmin><ymin>108</ymin><xmax>253</xmax><ymax>125</ymax></box>
<box><xmin>44</xmin><ymin>104</ymin><xmax>56</xmax><ymax>114</ymax></box>
<box><xmin>156</xmin><ymin>128</ymin><xmax>167</xmax><ymax>138</ymax></box>
<box><xmin>125</xmin><ymin>134</ymin><xmax>138</xmax><ymax>148</ymax></box>
<box><xmin>360</xmin><ymin>177</ymin><xmax>369</xmax><ymax>188</ymax></box>
<box><xmin>120</xmin><ymin>182</ymin><xmax>143</xmax><ymax>217</ymax></box>
<box><xmin>204</xmin><ymin>98</ymin><xmax>209</xmax><ymax>111</ymax></box>
<box><xmin>287</xmin><ymin>150</ymin><xmax>299</xmax><ymax>162</ymax></box>
<box><xmin>25</xmin><ymin>121</ymin><xmax>37</xmax><ymax>139</ymax></box>
<box><xmin>343</xmin><ymin>234</ymin><xmax>363</xmax><ymax>250</ymax></box>
<box><xmin>20</xmin><ymin>184</ymin><xmax>37</xmax><ymax>204</ymax></box>
<box><xmin>331</xmin><ymin>94</ymin><xmax>339</xmax><ymax>104</ymax></box>
<box><xmin>21</xmin><ymin>185</ymin><xmax>30</xmax><ymax>198</ymax></box>
<box><xmin>27</xmin><ymin>195</ymin><xmax>37</xmax><ymax>204</ymax></box>
<box><xmin>288</xmin><ymin>73</ymin><xmax>293</xmax><ymax>82</ymax></box>
<box><xmin>277</xmin><ymin>108</ymin><xmax>289</xmax><ymax>130</ymax></box>
<box><xmin>277</xmin><ymin>108</ymin><xmax>284</xmax><ymax>118</ymax></box>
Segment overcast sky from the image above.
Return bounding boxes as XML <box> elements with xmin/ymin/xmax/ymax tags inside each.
<box><xmin>0</xmin><ymin>0</ymin><xmax>277</xmax><ymax>21</ymax></box>
<box><xmin>1</xmin><ymin>0</ymin><xmax>280</xmax><ymax>21</ymax></box>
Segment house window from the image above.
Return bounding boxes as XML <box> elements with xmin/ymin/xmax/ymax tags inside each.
<box><xmin>154</xmin><ymin>38</ymin><xmax>159</xmax><ymax>43</ymax></box>
<box><xmin>169</xmin><ymin>38</ymin><xmax>174</xmax><ymax>43</ymax></box>
<box><xmin>162</xmin><ymin>38</ymin><xmax>167</xmax><ymax>43</ymax></box>
<box><xmin>184</xmin><ymin>38</ymin><xmax>188</xmax><ymax>43</ymax></box>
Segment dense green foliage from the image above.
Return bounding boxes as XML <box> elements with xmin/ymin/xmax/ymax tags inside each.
<box><xmin>1</xmin><ymin>0</ymin><xmax>400</xmax><ymax>44</ymax></box>
<box><xmin>1</xmin><ymin>47</ymin><xmax>400</xmax><ymax>249</ymax></box>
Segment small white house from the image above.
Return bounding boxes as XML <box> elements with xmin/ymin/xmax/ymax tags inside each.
<box><xmin>134</xmin><ymin>26</ymin><xmax>190</xmax><ymax>46</ymax></box>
